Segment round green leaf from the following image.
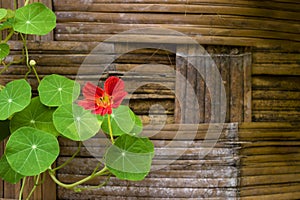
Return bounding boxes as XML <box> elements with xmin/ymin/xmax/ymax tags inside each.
<box><xmin>105</xmin><ymin>134</ymin><xmax>154</xmax><ymax>181</ymax></box>
<box><xmin>130</xmin><ymin>115</ymin><xmax>143</xmax><ymax>136</ymax></box>
<box><xmin>38</xmin><ymin>74</ymin><xmax>80</xmax><ymax>107</ymax></box>
<box><xmin>53</xmin><ymin>104</ymin><xmax>101</xmax><ymax>141</ymax></box>
<box><xmin>0</xmin><ymin>20</ymin><xmax>13</xmax><ymax>31</ymax></box>
<box><xmin>101</xmin><ymin>106</ymin><xmax>136</xmax><ymax>136</ymax></box>
<box><xmin>6</xmin><ymin>9</ymin><xmax>15</xmax><ymax>19</ymax></box>
<box><xmin>10</xmin><ymin>97</ymin><xmax>59</xmax><ymax>136</ymax></box>
<box><xmin>5</xmin><ymin>127</ymin><xmax>59</xmax><ymax>176</ymax></box>
<box><xmin>0</xmin><ymin>155</ymin><xmax>23</xmax><ymax>184</ymax></box>
<box><xmin>0</xmin><ymin>120</ymin><xmax>10</xmax><ymax>141</ymax></box>
<box><xmin>0</xmin><ymin>79</ymin><xmax>32</xmax><ymax>120</ymax></box>
<box><xmin>0</xmin><ymin>43</ymin><xmax>10</xmax><ymax>60</ymax></box>
<box><xmin>0</xmin><ymin>8</ymin><xmax>7</xmax><ymax>20</ymax></box>
<box><xmin>13</xmin><ymin>3</ymin><xmax>56</xmax><ymax>35</ymax></box>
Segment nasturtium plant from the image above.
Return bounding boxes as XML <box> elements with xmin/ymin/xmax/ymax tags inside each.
<box><xmin>0</xmin><ymin>1</ymin><xmax>155</xmax><ymax>198</ymax></box>
<box><xmin>13</xmin><ymin>3</ymin><xmax>56</xmax><ymax>35</ymax></box>
<box><xmin>0</xmin><ymin>79</ymin><xmax>31</xmax><ymax>120</ymax></box>
<box><xmin>53</xmin><ymin>103</ymin><xmax>101</xmax><ymax>141</ymax></box>
<box><xmin>105</xmin><ymin>134</ymin><xmax>155</xmax><ymax>181</ymax></box>
<box><xmin>0</xmin><ymin>8</ymin><xmax>7</xmax><ymax>20</ymax></box>
<box><xmin>130</xmin><ymin>114</ymin><xmax>143</xmax><ymax>136</ymax></box>
<box><xmin>0</xmin><ymin>43</ymin><xmax>9</xmax><ymax>60</ymax></box>
<box><xmin>0</xmin><ymin>155</ymin><xmax>23</xmax><ymax>184</ymax></box>
<box><xmin>10</xmin><ymin>97</ymin><xmax>59</xmax><ymax>136</ymax></box>
<box><xmin>101</xmin><ymin>105</ymin><xmax>136</xmax><ymax>136</ymax></box>
<box><xmin>5</xmin><ymin>127</ymin><xmax>59</xmax><ymax>176</ymax></box>
<box><xmin>38</xmin><ymin>74</ymin><xmax>80</xmax><ymax>107</ymax></box>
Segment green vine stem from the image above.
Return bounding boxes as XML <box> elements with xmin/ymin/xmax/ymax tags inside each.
<box><xmin>2</xmin><ymin>29</ymin><xmax>15</xmax><ymax>43</ymax></box>
<box><xmin>73</xmin><ymin>174</ymin><xmax>111</xmax><ymax>192</ymax></box>
<box><xmin>26</xmin><ymin>174</ymin><xmax>40</xmax><ymax>200</ymax></box>
<box><xmin>24</xmin><ymin>0</ymin><xmax>30</xmax><ymax>6</ymax></box>
<box><xmin>48</xmin><ymin>166</ymin><xmax>109</xmax><ymax>191</ymax></box>
<box><xmin>19</xmin><ymin>177</ymin><xmax>27</xmax><ymax>200</ymax></box>
<box><xmin>0</xmin><ymin>57</ymin><xmax>25</xmax><ymax>75</ymax></box>
<box><xmin>20</xmin><ymin>33</ymin><xmax>40</xmax><ymax>83</ymax></box>
<box><xmin>107</xmin><ymin>114</ymin><xmax>115</xmax><ymax>143</ymax></box>
<box><xmin>52</xmin><ymin>142</ymin><xmax>82</xmax><ymax>172</ymax></box>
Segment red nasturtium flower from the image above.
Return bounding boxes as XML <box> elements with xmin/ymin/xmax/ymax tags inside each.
<box><xmin>78</xmin><ymin>76</ymin><xmax>127</xmax><ymax>116</ymax></box>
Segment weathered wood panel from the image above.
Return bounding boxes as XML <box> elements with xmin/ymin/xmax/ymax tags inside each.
<box><xmin>175</xmin><ymin>45</ymin><xmax>251</xmax><ymax>123</ymax></box>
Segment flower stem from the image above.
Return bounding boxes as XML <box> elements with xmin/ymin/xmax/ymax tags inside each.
<box><xmin>19</xmin><ymin>177</ymin><xmax>27</xmax><ymax>200</ymax></box>
<box><xmin>48</xmin><ymin>166</ymin><xmax>109</xmax><ymax>191</ymax></box>
<box><xmin>52</xmin><ymin>142</ymin><xmax>82</xmax><ymax>171</ymax></box>
<box><xmin>24</xmin><ymin>0</ymin><xmax>30</xmax><ymax>6</ymax></box>
<box><xmin>20</xmin><ymin>33</ymin><xmax>40</xmax><ymax>83</ymax></box>
<box><xmin>107</xmin><ymin>114</ymin><xmax>115</xmax><ymax>144</ymax></box>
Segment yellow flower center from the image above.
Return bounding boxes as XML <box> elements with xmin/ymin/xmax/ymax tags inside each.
<box><xmin>96</xmin><ymin>93</ymin><xmax>112</xmax><ymax>108</ymax></box>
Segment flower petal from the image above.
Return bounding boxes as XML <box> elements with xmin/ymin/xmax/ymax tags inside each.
<box><xmin>112</xmin><ymin>91</ymin><xmax>128</xmax><ymax>108</ymax></box>
<box><xmin>78</xmin><ymin>99</ymin><xmax>96</xmax><ymax>110</ymax></box>
<box><xmin>104</xmin><ymin>76</ymin><xmax>124</xmax><ymax>96</ymax></box>
<box><xmin>82</xmin><ymin>82</ymin><xmax>104</xmax><ymax>99</ymax></box>
<box><xmin>92</xmin><ymin>106</ymin><xmax>112</xmax><ymax>116</ymax></box>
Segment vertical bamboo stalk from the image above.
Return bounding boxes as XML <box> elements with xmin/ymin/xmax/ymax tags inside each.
<box><xmin>243</xmin><ymin>53</ymin><xmax>252</xmax><ymax>122</ymax></box>
<box><xmin>175</xmin><ymin>44</ymin><xmax>188</xmax><ymax>123</ymax></box>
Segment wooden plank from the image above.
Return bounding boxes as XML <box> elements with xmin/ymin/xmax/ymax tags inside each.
<box><xmin>55</xmin><ymin>12</ymin><xmax>300</xmax><ymax>34</ymax></box>
<box><xmin>252</xmin><ymin>111</ymin><xmax>300</xmax><ymax>122</ymax></box>
<box><xmin>54</xmin><ymin>2</ymin><xmax>300</xmax><ymax>21</ymax></box>
<box><xmin>240</xmin><ymin>174</ymin><xmax>300</xmax><ymax>187</ymax></box>
<box><xmin>252</xmin><ymin>90</ymin><xmax>300</xmax><ymax>100</ymax></box>
<box><xmin>204</xmin><ymin>55</ymin><xmax>211</xmax><ymax>122</ymax></box>
<box><xmin>56</xmin><ymin>23</ymin><xmax>300</xmax><ymax>42</ymax></box>
<box><xmin>253</xmin><ymin>52</ymin><xmax>300</xmax><ymax>64</ymax></box>
<box><xmin>195</xmin><ymin>51</ymin><xmax>206</xmax><ymax>123</ymax></box>
<box><xmin>58</xmin><ymin>186</ymin><xmax>237</xmax><ymax>199</ymax></box>
<box><xmin>229</xmin><ymin>55</ymin><xmax>244</xmax><ymax>122</ymax></box>
<box><xmin>243</xmin><ymin>53</ymin><xmax>252</xmax><ymax>122</ymax></box>
<box><xmin>218</xmin><ymin>55</ymin><xmax>230</xmax><ymax>122</ymax></box>
<box><xmin>54</xmin><ymin>33</ymin><xmax>300</xmax><ymax>50</ymax></box>
<box><xmin>58</xmin><ymin>174</ymin><xmax>237</xmax><ymax>188</ymax></box>
<box><xmin>241</xmin><ymin>192</ymin><xmax>300</xmax><ymax>200</ymax></box>
<box><xmin>185</xmin><ymin>45</ymin><xmax>198</xmax><ymax>123</ymax></box>
<box><xmin>240</xmin><ymin>146</ymin><xmax>300</xmax><ymax>155</ymax></box>
<box><xmin>253</xmin><ymin>100</ymin><xmax>300</xmax><ymax>111</ymax></box>
<box><xmin>174</xmin><ymin>44</ymin><xmax>188</xmax><ymax>123</ymax></box>
<box><xmin>252</xmin><ymin>64</ymin><xmax>300</xmax><ymax>76</ymax></box>
<box><xmin>252</xmin><ymin>76</ymin><xmax>300</xmax><ymax>91</ymax></box>
<box><xmin>42</xmin><ymin>172</ymin><xmax>56</xmax><ymax>200</ymax></box>
<box><xmin>240</xmin><ymin>183</ymin><xmax>300</xmax><ymax>197</ymax></box>
<box><xmin>72</xmin><ymin>0</ymin><xmax>300</xmax><ymax>11</ymax></box>
<box><xmin>239</xmin><ymin>122</ymin><xmax>299</xmax><ymax>129</ymax></box>
<box><xmin>241</xmin><ymin>166</ymin><xmax>300</xmax><ymax>176</ymax></box>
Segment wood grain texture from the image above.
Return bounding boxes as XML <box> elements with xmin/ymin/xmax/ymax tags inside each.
<box><xmin>239</xmin><ymin>122</ymin><xmax>300</xmax><ymax>199</ymax></box>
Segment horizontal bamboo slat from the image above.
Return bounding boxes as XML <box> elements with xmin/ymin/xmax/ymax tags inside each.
<box><xmin>239</xmin><ymin>122</ymin><xmax>300</xmax><ymax>199</ymax></box>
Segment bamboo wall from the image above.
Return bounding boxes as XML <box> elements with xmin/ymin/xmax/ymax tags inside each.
<box><xmin>0</xmin><ymin>0</ymin><xmax>300</xmax><ymax>199</ymax></box>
